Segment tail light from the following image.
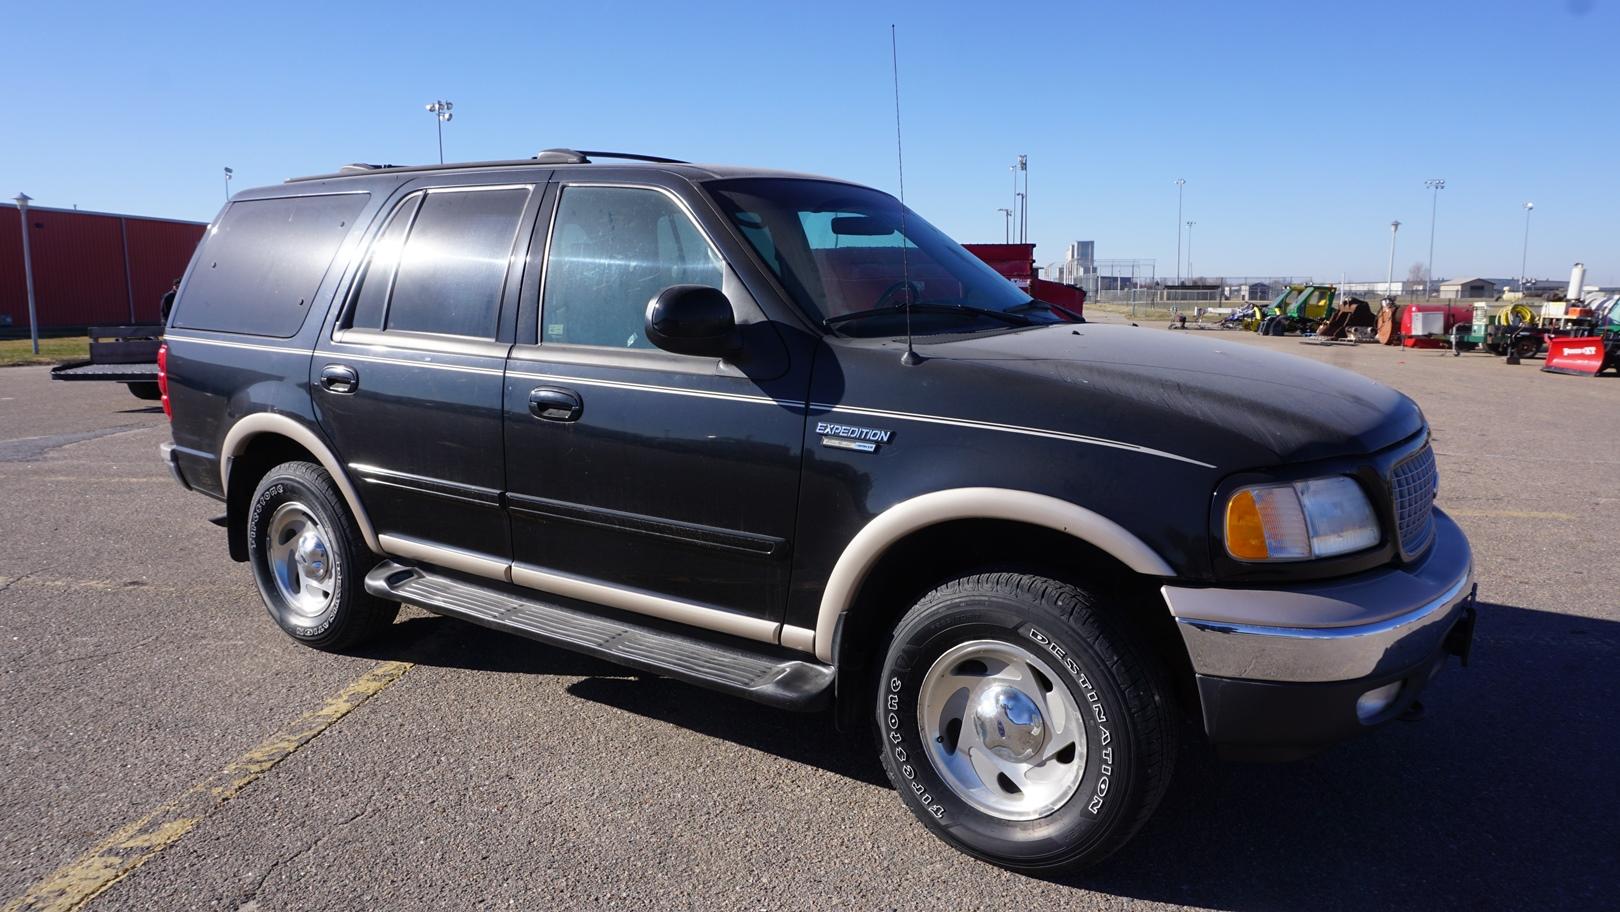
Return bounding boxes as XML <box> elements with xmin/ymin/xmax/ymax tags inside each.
<box><xmin>157</xmin><ymin>342</ymin><xmax>171</xmax><ymax>420</ymax></box>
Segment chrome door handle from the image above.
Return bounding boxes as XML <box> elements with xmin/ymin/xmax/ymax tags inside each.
<box><xmin>320</xmin><ymin>364</ymin><xmax>358</xmax><ymax>394</ymax></box>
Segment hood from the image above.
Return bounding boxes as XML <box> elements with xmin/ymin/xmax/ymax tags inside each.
<box><xmin>909</xmin><ymin>323</ymin><xmax>1424</xmax><ymax>469</ymax></box>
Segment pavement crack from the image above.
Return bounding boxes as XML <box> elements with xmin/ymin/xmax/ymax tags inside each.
<box><xmin>239</xmin><ymin>793</ymin><xmax>378</xmax><ymax>908</ymax></box>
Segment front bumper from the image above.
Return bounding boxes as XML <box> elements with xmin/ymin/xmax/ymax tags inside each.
<box><xmin>1163</xmin><ymin>509</ymin><xmax>1475</xmax><ymax>760</ymax></box>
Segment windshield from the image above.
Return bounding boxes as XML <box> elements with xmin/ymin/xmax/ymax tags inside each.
<box><xmin>707</xmin><ymin>178</ymin><xmax>1052</xmax><ymax>335</ymax></box>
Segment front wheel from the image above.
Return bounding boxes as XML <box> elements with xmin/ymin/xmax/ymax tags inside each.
<box><xmin>876</xmin><ymin>573</ymin><xmax>1177</xmax><ymax>872</ymax></box>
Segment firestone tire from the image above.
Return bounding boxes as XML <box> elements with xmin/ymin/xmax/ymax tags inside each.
<box><xmin>246</xmin><ymin>461</ymin><xmax>397</xmax><ymax>650</ymax></box>
<box><xmin>876</xmin><ymin>573</ymin><xmax>1177</xmax><ymax>872</ymax></box>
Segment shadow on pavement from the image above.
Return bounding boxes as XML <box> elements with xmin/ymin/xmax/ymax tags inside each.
<box><xmin>355</xmin><ymin>600</ymin><xmax>1616</xmax><ymax>909</ymax></box>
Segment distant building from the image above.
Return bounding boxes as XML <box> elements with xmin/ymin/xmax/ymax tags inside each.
<box><xmin>1438</xmin><ymin>277</ymin><xmax>1498</xmax><ymax>299</ymax></box>
<box><xmin>1222</xmin><ymin>281</ymin><xmax>1272</xmax><ymax>301</ymax></box>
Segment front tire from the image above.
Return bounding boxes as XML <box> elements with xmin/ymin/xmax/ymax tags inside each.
<box><xmin>246</xmin><ymin>461</ymin><xmax>396</xmax><ymax>650</ymax></box>
<box><xmin>876</xmin><ymin>573</ymin><xmax>1177</xmax><ymax>872</ymax></box>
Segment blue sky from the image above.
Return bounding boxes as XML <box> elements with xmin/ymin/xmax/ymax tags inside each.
<box><xmin>6</xmin><ymin>0</ymin><xmax>1617</xmax><ymax>283</ymax></box>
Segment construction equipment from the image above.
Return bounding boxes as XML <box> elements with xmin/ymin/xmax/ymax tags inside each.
<box><xmin>1542</xmin><ymin>292</ymin><xmax>1620</xmax><ymax>376</ymax></box>
<box><xmin>1536</xmin><ymin>263</ymin><xmax>1619</xmax><ymax>376</ymax></box>
<box><xmin>1449</xmin><ymin>303</ymin><xmax>1544</xmax><ymax>360</ymax></box>
<box><xmin>1255</xmin><ymin>284</ymin><xmax>1337</xmax><ymax>335</ymax></box>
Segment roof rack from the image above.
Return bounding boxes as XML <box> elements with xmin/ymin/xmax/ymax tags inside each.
<box><xmin>288</xmin><ymin>149</ymin><xmax>688</xmax><ymax>183</ymax></box>
<box><xmin>535</xmin><ymin>148</ymin><xmax>689</xmax><ymax>165</ymax></box>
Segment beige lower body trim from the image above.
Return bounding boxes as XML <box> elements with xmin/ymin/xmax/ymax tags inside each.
<box><xmin>220</xmin><ymin>413</ymin><xmax>382</xmax><ymax>554</ymax></box>
<box><xmin>811</xmin><ymin>488</ymin><xmax>1175</xmax><ymax>663</ymax></box>
<box><xmin>779</xmin><ymin>625</ymin><xmax>816</xmax><ymax>654</ymax></box>
<box><xmin>511</xmin><ymin>563</ymin><xmax>781</xmax><ymax>645</ymax></box>
<box><xmin>380</xmin><ymin>534</ymin><xmax>511</xmax><ymax>582</ymax></box>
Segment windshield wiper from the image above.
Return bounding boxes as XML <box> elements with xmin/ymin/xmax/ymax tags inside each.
<box><xmin>1008</xmin><ymin>298</ymin><xmax>1086</xmax><ymax>323</ymax></box>
<box><xmin>824</xmin><ymin>302</ymin><xmax>1038</xmax><ymax>329</ymax></box>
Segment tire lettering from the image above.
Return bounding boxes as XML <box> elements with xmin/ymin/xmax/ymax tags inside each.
<box><xmin>1028</xmin><ymin>625</ymin><xmax>1121</xmax><ymax>816</ymax></box>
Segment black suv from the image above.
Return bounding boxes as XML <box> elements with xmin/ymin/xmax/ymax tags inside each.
<box><xmin>158</xmin><ymin>149</ymin><xmax>1475</xmax><ymax>871</ymax></box>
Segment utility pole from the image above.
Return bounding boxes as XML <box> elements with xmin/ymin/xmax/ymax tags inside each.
<box><xmin>996</xmin><ymin>208</ymin><xmax>1012</xmax><ymax>243</ymax></box>
<box><xmin>425</xmin><ymin>100</ymin><xmax>454</xmax><ymax>164</ymax></box>
<box><xmin>14</xmin><ymin>193</ymin><xmax>39</xmax><ymax>354</ymax></box>
<box><xmin>223</xmin><ymin>167</ymin><xmax>233</xmax><ymax>202</ymax></box>
<box><xmin>1520</xmin><ymin>202</ymin><xmax>1534</xmax><ymax>293</ymax></box>
<box><xmin>1387</xmin><ymin>220</ymin><xmax>1401</xmax><ymax>297</ymax></box>
<box><xmin>1174</xmin><ymin>178</ymin><xmax>1186</xmax><ymax>283</ymax></box>
<box><xmin>1424</xmin><ymin>178</ymin><xmax>1445</xmax><ymax>298</ymax></box>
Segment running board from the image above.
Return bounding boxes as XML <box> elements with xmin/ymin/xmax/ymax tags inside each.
<box><xmin>364</xmin><ymin>561</ymin><xmax>834</xmax><ymax>710</ymax></box>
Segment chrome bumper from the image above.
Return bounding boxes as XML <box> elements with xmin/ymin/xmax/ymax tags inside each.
<box><xmin>1164</xmin><ymin>510</ymin><xmax>1474</xmax><ymax>683</ymax></box>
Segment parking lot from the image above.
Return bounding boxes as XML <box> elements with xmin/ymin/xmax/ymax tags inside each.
<box><xmin>1</xmin><ymin>332</ymin><xmax>1615</xmax><ymax>912</ymax></box>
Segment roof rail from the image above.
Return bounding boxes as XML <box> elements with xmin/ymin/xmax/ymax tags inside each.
<box><xmin>535</xmin><ymin>148</ymin><xmax>689</xmax><ymax>165</ymax></box>
<box><xmin>287</xmin><ymin>149</ymin><xmax>688</xmax><ymax>184</ymax></box>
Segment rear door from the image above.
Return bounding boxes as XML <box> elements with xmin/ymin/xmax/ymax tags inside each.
<box><xmin>501</xmin><ymin>177</ymin><xmax>809</xmax><ymax>641</ymax></box>
<box><xmin>314</xmin><ymin>175</ymin><xmax>545</xmax><ymax>571</ymax></box>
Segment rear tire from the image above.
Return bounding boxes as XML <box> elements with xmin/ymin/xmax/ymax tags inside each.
<box><xmin>127</xmin><ymin>382</ymin><xmax>162</xmax><ymax>400</ymax></box>
<box><xmin>876</xmin><ymin>572</ymin><xmax>1177</xmax><ymax>872</ymax></box>
<box><xmin>246</xmin><ymin>461</ymin><xmax>396</xmax><ymax>650</ymax></box>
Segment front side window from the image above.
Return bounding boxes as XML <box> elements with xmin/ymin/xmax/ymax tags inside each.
<box><xmin>541</xmin><ymin>186</ymin><xmax>723</xmax><ymax>349</ymax></box>
<box><xmin>346</xmin><ymin>186</ymin><xmax>529</xmax><ymax>339</ymax></box>
<box><xmin>707</xmin><ymin>178</ymin><xmax>1051</xmax><ymax>337</ymax></box>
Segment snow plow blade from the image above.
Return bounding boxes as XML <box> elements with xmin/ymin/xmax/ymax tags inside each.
<box><xmin>1541</xmin><ymin>337</ymin><xmax>1617</xmax><ymax>376</ymax></box>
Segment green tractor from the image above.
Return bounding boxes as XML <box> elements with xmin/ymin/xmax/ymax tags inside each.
<box><xmin>1255</xmin><ymin>284</ymin><xmax>1337</xmax><ymax>335</ymax></box>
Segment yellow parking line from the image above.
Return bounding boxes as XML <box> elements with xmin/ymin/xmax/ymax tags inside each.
<box><xmin>1</xmin><ymin>661</ymin><xmax>413</xmax><ymax>912</ymax></box>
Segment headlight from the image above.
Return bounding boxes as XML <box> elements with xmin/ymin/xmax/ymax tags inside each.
<box><xmin>1224</xmin><ymin>476</ymin><xmax>1379</xmax><ymax>561</ymax></box>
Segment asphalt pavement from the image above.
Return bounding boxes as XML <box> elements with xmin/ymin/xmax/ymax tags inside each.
<box><xmin>1</xmin><ymin>332</ymin><xmax>1615</xmax><ymax>912</ymax></box>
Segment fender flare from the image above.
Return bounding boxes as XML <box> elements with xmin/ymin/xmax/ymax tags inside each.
<box><xmin>811</xmin><ymin>487</ymin><xmax>1174</xmax><ymax>663</ymax></box>
<box><xmin>219</xmin><ymin>413</ymin><xmax>382</xmax><ymax>554</ymax></box>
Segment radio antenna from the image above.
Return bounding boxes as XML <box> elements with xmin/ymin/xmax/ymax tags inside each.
<box><xmin>891</xmin><ymin>24</ymin><xmax>921</xmax><ymax>366</ymax></box>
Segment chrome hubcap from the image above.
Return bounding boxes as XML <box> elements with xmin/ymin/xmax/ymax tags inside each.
<box><xmin>918</xmin><ymin>639</ymin><xmax>1086</xmax><ymax>820</ymax></box>
<box><xmin>266</xmin><ymin>503</ymin><xmax>336</xmax><ymax>618</ymax></box>
<box><xmin>974</xmin><ymin>685</ymin><xmax>1046</xmax><ymax>763</ymax></box>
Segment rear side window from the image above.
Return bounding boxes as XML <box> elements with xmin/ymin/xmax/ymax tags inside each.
<box><xmin>176</xmin><ymin>193</ymin><xmax>368</xmax><ymax>337</ymax></box>
<box><xmin>383</xmin><ymin>187</ymin><xmax>529</xmax><ymax>338</ymax></box>
<box><xmin>542</xmin><ymin>186</ymin><xmax>723</xmax><ymax>349</ymax></box>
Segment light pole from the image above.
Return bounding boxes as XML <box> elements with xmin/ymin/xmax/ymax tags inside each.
<box><xmin>425</xmin><ymin>100</ymin><xmax>454</xmax><ymax>164</ymax></box>
<box><xmin>14</xmin><ymin>193</ymin><xmax>39</xmax><ymax>354</ymax></box>
<box><xmin>1174</xmin><ymin>178</ymin><xmax>1186</xmax><ymax>283</ymax></box>
<box><xmin>1386</xmin><ymin>220</ymin><xmax>1401</xmax><ymax>297</ymax></box>
<box><xmin>1424</xmin><ymin>178</ymin><xmax>1445</xmax><ymax>298</ymax></box>
<box><xmin>1014</xmin><ymin>193</ymin><xmax>1025</xmax><ymax>243</ymax></box>
<box><xmin>1520</xmin><ymin>202</ymin><xmax>1534</xmax><ymax>293</ymax></box>
<box><xmin>1185</xmin><ymin>220</ymin><xmax>1196</xmax><ymax>280</ymax></box>
<box><xmin>223</xmin><ymin>167</ymin><xmax>233</xmax><ymax>202</ymax></box>
<box><xmin>996</xmin><ymin>207</ymin><xmax>1012</xmax><ymax>243</ymax></box>
<box><xmin>1017</xmin><ymin>154</ymin><xmax>1028</xmax><ymax>244</ymax></box>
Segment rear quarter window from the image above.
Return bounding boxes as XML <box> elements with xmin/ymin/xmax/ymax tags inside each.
<box><xmin>175</xmin><ymin>193</ymin><xmax>369</xmax><ymax>337</ymax></box>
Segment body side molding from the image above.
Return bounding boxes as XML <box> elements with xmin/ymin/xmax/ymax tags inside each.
<box><xmin>811</xmin><ymin>487</ymin><xmax>1176</xmax><ymax>663</ymax></box>
<box><xmin>220</xmin><ymin>412</ymin><xmax>383</xmax><ymax>554</ymax></box>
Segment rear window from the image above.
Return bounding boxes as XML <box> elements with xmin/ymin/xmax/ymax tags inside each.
<box><xmin>175</xmin><ymin>193</ymin><xmax>369</xmax><ymax>337</ymax></box>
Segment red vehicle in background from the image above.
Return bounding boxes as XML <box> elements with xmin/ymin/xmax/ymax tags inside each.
<box><xmin>964</xmin><ymin>243</ymin><xmax>1086</xmax><ymax>320</ymax></box>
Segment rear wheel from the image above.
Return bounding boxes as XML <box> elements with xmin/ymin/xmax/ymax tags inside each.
<box><xmin>876</xmin><ymin>573</ymin><xmax>1177</xmax><ymax>872</ymax></box>
<box><xmin>127</xmin><ymin>382</ymin><xmax>162</xmax><ymax>400</ymax></box>
<box><xmin>246</xmin><ymin>461</ymin><xmax>396</xmax><ymax>650</ymax></box>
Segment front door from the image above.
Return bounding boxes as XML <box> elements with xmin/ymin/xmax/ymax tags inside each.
<box><xmin>502</xmin><ymin>180</ymin><xmax>807</xmax><ymax>640</ymax></box>
<box><xmin>314</xmin><ymin>178</ymin><xmax>543</xmax><ymax>569</ymax></box>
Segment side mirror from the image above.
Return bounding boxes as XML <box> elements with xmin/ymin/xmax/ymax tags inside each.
<box><xmin>644</xmin><ymin>285</ymin><xmax>739</xmax><ymax>357</ymax></box>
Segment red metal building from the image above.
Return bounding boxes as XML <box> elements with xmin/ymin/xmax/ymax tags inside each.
<box><xmin>0</xmin><ymin>202</ymin><xmax>206</xmax><ymax>331</ymax></box>
<box><xmin>963</xmin><ymin>242</ymin><xmax>1086</xmax><ymax>317</ymax></box>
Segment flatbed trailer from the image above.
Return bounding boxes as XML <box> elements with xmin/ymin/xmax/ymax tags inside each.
<box><xmin>49</xmin><ymin>325</ymin><xmax>164</xmax><ymax>400</ymax></box>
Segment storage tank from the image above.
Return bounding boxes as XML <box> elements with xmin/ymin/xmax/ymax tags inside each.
<box><xmin>1567</xmin><ymin>262</ymin><xmax>1587</xmax><ymax>302</ymax></box>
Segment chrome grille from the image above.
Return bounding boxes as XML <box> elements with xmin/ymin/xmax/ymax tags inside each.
<box><xmin>1391</xmin><ymin>444</ymin><xmax>1438</xmax><ymax>557</ymax></box>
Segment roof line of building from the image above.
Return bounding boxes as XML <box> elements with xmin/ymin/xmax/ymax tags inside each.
<box><xmin>0</xmin><ymin>201</ymin><xmax>208</xmax><ymax>227</ymax></box>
